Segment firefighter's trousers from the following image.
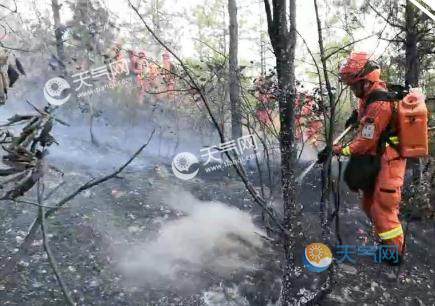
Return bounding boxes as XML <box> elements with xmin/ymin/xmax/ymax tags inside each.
<box><xmin>361</xmin><ymin>146</ymin><xmax>407</xmax><ymax>254</ymax></box>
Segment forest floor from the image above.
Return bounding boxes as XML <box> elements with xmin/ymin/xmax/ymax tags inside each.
<box><xmin>0</xmin><ymin>153</ymin><xmax>433</xmax><ymax>305</ymax></box>
<box><xmin>0</xmin><ymin>100</ymin><xmax>433</xmax><ymax>305</ymax></box>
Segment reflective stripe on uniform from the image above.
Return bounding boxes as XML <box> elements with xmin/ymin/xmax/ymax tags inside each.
<box><xmin>342</xmin><ymin>146</ymin><xmax>351</xmax><ymax>156</ymax></box>
<box><xmin>378</xmin><ymin>225</ymin><xmax>403</xmax><ymax>240</ymax></box>
<box><xmin>389</xmin><ymin>136</ymin><xmax>399</xmax><ymax>145</ymax></box>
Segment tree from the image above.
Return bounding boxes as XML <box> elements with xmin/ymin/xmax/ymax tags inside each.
<box><xmin>51</xmin><ymin>0</ymin><xmax>65</xmax><ymax>73</ymax></box>
<box><xmin>67</xmin><ymin>0</ymin><xmax>115</xmax><ymax>64</ymax></box>
<box><xmin>191</xmin><ymin>0</ymin><xmax>227</xmax><ymax>58</ymax></box>
<box><xmin>364</xmin><ymin>0</ymin><xmax>434</xmax><ymax>87</ymax></box>
<box><xmin>364</xmin><ymin>0</ymin><xmax>435</xmax><ymax>185</ymax></box>
<box><xmin>263</xmin><ymin>0</ymin><xmax>299</xmax><ymax>303</ymax></box>
<box><xmin>228</xmin><ymin>0</ymin><xmax>242</xmax><ymax>139</ymax></box>
<box><xmin>65</xmin><ymin>0</ymin><xmax>116</xmax><ymax>145</ymax></box>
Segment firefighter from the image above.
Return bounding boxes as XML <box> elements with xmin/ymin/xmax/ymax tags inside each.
<box><xmin>333</xmin><ymin>51</ymin><xmax>406</xmax><ymax>264</ymax></box>
<box><xmin>103</xmin><ymin>41</ymin><xmax>125</xmax><ymax>80</ymax></box>
<box><xmin>161</xmin><ymin>50</ymin><xmax>175</xmax><ymax>98</ymax></box>
<box><xmin>147</xmin><ymin>61</ymin><xmax>159</xmax><ymax>93</ymax></box>
<box><xmin>254</xmin><ymin>76</ymin><xmax>276</xmax><ymax>125</ymax></box>
<box><xmin>130</xmin><ymin>50</ymin><xmax>149</xmax><ymax>101</ymax></box>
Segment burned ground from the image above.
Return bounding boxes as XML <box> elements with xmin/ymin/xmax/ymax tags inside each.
<box><xmin>0</xmin><ymin>101</ymin><xmax>433</xmax><ymax>305</ymax></box>
<box><xmin>0</xmin><ymin>161</ymin><xmax>433</xmax><ymax>305</ymax></box>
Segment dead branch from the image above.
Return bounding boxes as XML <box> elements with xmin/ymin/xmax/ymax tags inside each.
<box><xmin>43</xmin><ymin>180</ymin><xmax>66</xmax><ymax>201</ymax></box>
<box><xmin>0</xmin><ymin>41</ymin><xmax>34</xmax><ymax>52</ymax></box>
<box><xmin>367</xmin><ymin>1</ymin><xmax>405</xmax><ymax>30</ymax></box>
<box><xmin>194</xmin><ymin>38</ymin><xmax>228</xmax><ymax>59</ymax></box>
<box><xmin>21</xmin><ymin>129</ymin><xmax>156</xmax><ymax>247</ymax></box>
<box><xmin>145</xmin><ymin>88</ymin><xmax>192</xmax><ymax>95</ymax></box>
<box><xmin>47</xmin><ymin>129</ymin><xmax>155</xmax><ymax>216</ymax></box>
<box><xmin>0</xmin><ymin>171</ymin><xmax>28</xmax><ymax>187</ymax></box>
<box><xmin>0</xmin><ymin>167</ymin><xmax>25</xmax><ymax>176</ymax></box>
<box><xmin>38</xmin><ymin>181</ymin><xmax>76</xmax><ymax>305</ymax></box>
<box><xmin>14</xmin><ymin>198</ymin><xmax>57</xmax><ymax>209</ymax></box>
<box><xmin>1</xmin><ymin>169</ymin><xmax>39</xmax><ymax>200</ymax></box>
<box><xmin>0</xmin><ymin>0</ymin><xmax>17</xmax><ymax>20</ymax></box>
<box><xmin>1</xmin><ymin>114</ymin><xmax>33</xmax><ymax>126</ymax></box>
<box><xmin>0</xmin><ymin>1</ymin><xmax>17</xmax><ymax>13</ymax></box>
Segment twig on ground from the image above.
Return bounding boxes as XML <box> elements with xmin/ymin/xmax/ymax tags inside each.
<box><xmin>13</xmin><ymin>198</ymin><xmax>57</xmax><ymax>208</ymax></box>
<box><xmin>21</xmin><ymin>129</ymin><xmax>155</xmax><ymax>247</ymax></box>
<box><xmin>43</xmin><ymin>181</ymin><xmax>66</xmax><ymax>201</ymax></box>
<box><xmin>38</xmin><ymin>181</ymin><xmax>76</xmax><ymax>305</ymax></box>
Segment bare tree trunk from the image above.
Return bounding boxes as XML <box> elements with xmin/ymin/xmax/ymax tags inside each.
<box><xmin>152</xmin><ymin>0</ymin><xmax>160</xmax><ymax>34</ymax></box>
<box><xmin>264</xmin><ymin>0</ymin><xmax>298</xmax><ymax>303</ymax></box>
<box><xmin>405</xmin><ymin>1</ymin><xmax>421</xmax><ymax>184</ymax></box>
<box><xmin>314</xmin><ymin>0</ymin><xmax>335</xmax><ymax>238</ymax></box>
<box><xmin>259</xmin><ymin>1</ymin><xmax>266</xmax><ymax>76</ymax></box>
<box><xmin>312</xmin><ymin>1</ymin><xmax>339</xmax><ymax>301</ymax></box>
<box><xmin>51</xmin><ymin>0</ymin><xmax>65</xmax><ymax>71</ymax></box>
<box><xmin>228</xmin><ymin>0</ymin><xmax>242</xmax><ymax>139</ymax></box>
<box><xmin>405</xmin><ymin>0</ymin><xmax>419</xmax><ymax>88</ymax></box>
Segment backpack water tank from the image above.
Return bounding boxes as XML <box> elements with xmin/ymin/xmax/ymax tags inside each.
<box><xmin>397</xmin><ymin>89</ymin><xmax>428</xmax><ymax>157</ymax></box>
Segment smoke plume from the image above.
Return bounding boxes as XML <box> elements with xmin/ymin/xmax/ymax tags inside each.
<box><xmin>116</xmin><ymin>189</ymin><xmax>265</xmax><ymax>290</ymax></box>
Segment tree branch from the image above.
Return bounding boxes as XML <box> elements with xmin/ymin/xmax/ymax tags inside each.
<box><xmin>367</xmin><ymin>1</ymin><xmax>405</xmax><ymax>30</ymax></box>
<box><xmin>323</xmin><ymin>34</ymin><xmax>376</xmax><ymax>61</ymax></box>
<box><xmin>128</xmin><ymin>0</ymin><xmax>288</xmax><ymax>236</ymax></box>
<box><xmin>38</xmin><ymin>181</ymin><xmax>75</xmax><ymax>305</ymax></box>
<box><xmin>21</xmin><ymin>129</ymin><xmax>156</xmax><ymax>248</ymax></box>
<box><xmin>14</xmin><ymin>198</ymin><xmax>57</xmax><ymax>208</ymax></box>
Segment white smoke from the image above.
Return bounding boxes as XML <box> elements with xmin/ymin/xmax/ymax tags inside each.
<box><xmin>298</xmin><ymin>143</ymin><xmax>319</xmax><ymax>161</ymax></box>
<box><xmin>117</xmin><ymin>189</ymin><xmax>265</xmax><ymax>287</ymax></box>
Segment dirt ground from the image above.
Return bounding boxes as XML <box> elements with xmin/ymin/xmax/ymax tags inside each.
<box><xmin>0</xmin><ymin>150</ymin><xmax>433</xmax><ymax>305</ymax></box>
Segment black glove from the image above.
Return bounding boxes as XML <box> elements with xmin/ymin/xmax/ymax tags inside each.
<box><xmin>317</xmin><ymin>147</ymin><xmax>328</xmax><ymax>164</ymax></box>
<box><xmin>345</xmin><ymin>109</ymin><xmax>358</xmax><ymax>128</ymax></box>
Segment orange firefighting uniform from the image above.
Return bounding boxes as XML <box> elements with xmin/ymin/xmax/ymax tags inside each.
<box><xmin>162</xmin><ymin>51</ymin><xmax>175</xmax><ymax>98</ymax></box>
<box><xmin>335</xmin><ymin>51</ymin><xmax>406</xmax><ymax>254</ymax></box>
<box><xmin>338</xmin><ymin>81</ymin><xmax>406</xmax><ymax>254</ymax></box>
<box><xmin>130</xmin><ymin>51</ymin><xmax>149</xmax><ymax>101</ymax></box>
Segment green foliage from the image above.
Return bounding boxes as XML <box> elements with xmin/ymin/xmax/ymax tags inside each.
<box><xmin>192</xmin><ymin>0</ymin><xmax>228</xmax><ymax>59</ymax></box>
<box><xmin>49</xmin><ymin>0</ymin><xmax>114</xmax><ymax>77</ymax></box>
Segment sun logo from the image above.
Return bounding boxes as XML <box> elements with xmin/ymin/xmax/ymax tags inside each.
<box><xmin>303</xmin><ymin>242</ymin><xmax>332</xmax><ymax>272</ymax></box>
<box><xmin>171</xmin><ymin>152</ymin><xmax>200</xmax><ymax>180</ymax></box>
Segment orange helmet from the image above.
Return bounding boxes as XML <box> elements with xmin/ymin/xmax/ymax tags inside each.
<box><xmin>339</xmin><ymin>52</ymin><xmax>381</xmax><ymax>85</ymax></box>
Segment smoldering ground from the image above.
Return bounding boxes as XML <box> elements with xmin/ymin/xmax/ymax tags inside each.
<box><xmin>2</xmin><ymin>87</ymin><xmax>433</xmax><ymax>305</ymax></box>
<box><xmin>0</xmin><ymin>88</ymin><xmax>276</xmax><ymax>302</ymax></box>
<box><xmin>0</xmin><ymin>63</ymin><xmax>360</xmax><ymax>305</ymax></box>
<box><xmin>107</xmin><ymin>187</ymin><xmax>267</xmax><ymax>293</ymax></box>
